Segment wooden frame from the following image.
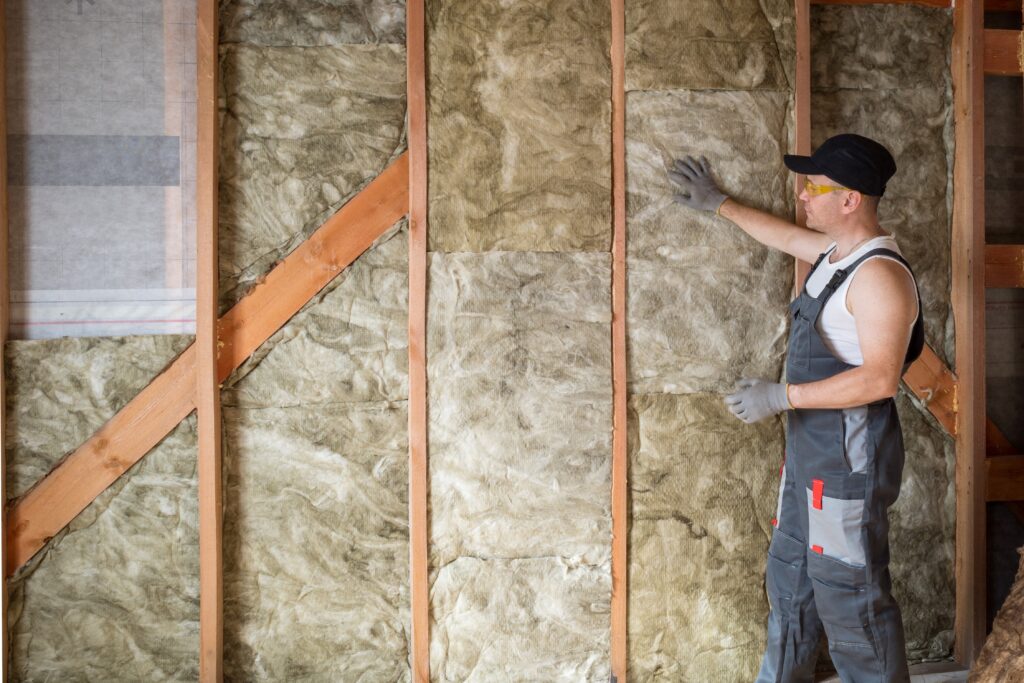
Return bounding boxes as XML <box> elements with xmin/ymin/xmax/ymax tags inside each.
<box><xmin>195</xmin><ymin>1</ymin><xmax>222</xmax><ymax>680</ymax></box>
<box><xmin>609</xmin><ymin>0</ymin><xmax>628</xmax><ymax>679</ymax></box>
<box><xmin>984</xmin><ymin>28</ymin><xmax>1023</xmax><ymax>75</ymax></box>
<box><xmin>6</xmin><ymin>155</ymin><xmax>409</xmax><ymax>576</ymax></box>
<box><xmin>406</xmin><ymin>1</ymin><xmax>430</xmax><ymax>680</ymax></box>
<box><xmin>986</xmin><ymin>245</ymin><xmax>1024</xmax><ymax>287</ymax></box>
<box><xmin>1</xmin><ymin>2</ymin><xmax>9</xmax><ymax>679</ymax></box>
<box><xmin>952</xmin><ymin>0</ymin><xmax>987</xmax><ymax>666</ymax></box>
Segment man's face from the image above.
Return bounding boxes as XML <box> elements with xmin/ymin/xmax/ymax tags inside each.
<box><xmin>798</xmin><ymin>174</ymin><xmax>848</xmax><ymax>230</ymax></box>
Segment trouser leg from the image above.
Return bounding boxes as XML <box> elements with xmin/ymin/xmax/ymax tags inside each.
<box><xmin>757</xmin><ymin>464</ymin><xmax>822</xmax><ymax>683</ymax></box>
<box><xmin>807</xmin><ymin>533</ymin><xmax>909</xmax><ymax>682</ymax></box>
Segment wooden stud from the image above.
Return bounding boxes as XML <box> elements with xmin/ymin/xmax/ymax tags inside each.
<box><xmin>984</xmin><ymin>29</ymin><xmax>1023</xmax><ymax>75</ymax></box>
<box><xmin>987</xmin><ymin>417</ymin><xmax>1017</xmax><ymax>456</ymax></box>
<box><xmin>610</xmin><ymin>0</ymin><xmax>628</xmax><ymax>679</ymax></box>
<box><xmin>195</xmin><ymin>1</ymin><xmax>222</xmax><ymax>680</ymax></box>
<box><xmin>985</xmin><ymin>244</ymin><xmax>1024</xmax><ymax>287</ymax></box>
<box><xmin>902</xmin><ymin>344</ymin><xmax>959</xmax><ymax>436</ymax></box>
<box><xmin>6</xmin><ymin>154</ymin><xmax>409</xmax><ymax>577</ymax></box>
<box><xmin>0</xmin><ymin>2</ymin><xmax>9</xmax><ymax>678</ymax></box>
<box><xmin>406</xmin><ymin>1</ymin><xmax>430</xmax><ymax>681</ymax></box>
<box><xmin>794</xmin><ymin>0</ymin><xmax>813</xmax><ymax>291</ymax></box>
<box><xmin>951</xmin><ymin>0</ymin><xmax>987</xmax><ymax>666</ymax></box>
<box><xmin>986</xmin><ymin>455</ymin><xmax>1024</xmax><ymax>501</ymax></box>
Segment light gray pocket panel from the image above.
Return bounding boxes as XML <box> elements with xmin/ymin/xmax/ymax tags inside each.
<box><xmin>806</xmin><ymin>486</ymin><xmax>866</xmax><ymax>567</ymax></box>
<box><xmin>841</xmin><ymin>406</ymin><xmax>870</xmax><ymax>473</ymax></box>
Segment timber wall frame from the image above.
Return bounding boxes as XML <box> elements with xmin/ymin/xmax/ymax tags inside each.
<box><xmin>0</xmin><ymin>0</ymin><xmax>1020</xmax><ymax>680</ymax></box>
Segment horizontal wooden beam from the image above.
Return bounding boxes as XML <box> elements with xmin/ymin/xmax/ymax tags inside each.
<box><xmin>986</xmin><ymin>455</ymin><xmax>1024</xmax><ymax>501</ymax></box>
<box><xmin>986</xmin><ymin>244</ymin><xmax>1024</xmax><ymax>288</ymax></box>
<box><xmin>6</xmin><ymin>153</ymin><xmax>410</xmax><ymax>576</ymax></box>
<box><xmin>984</xmin><ymin>29</ymin><xmax>1022</xmax><ymax>75</ymax></box>
<box><xmin>902</xmin><ymin>343</ymin><xmax>959</xmax><ymax>436</ymax></box>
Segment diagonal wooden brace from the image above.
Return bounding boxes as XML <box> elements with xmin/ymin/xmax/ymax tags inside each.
<box><xmin>5</xmin><ymin>153</ymin><xmax>409</xmax><ymax>576</ymax></box>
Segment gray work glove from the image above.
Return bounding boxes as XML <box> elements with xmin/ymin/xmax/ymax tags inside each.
<box><xmin>724</xmin><ymin>378</ymin><xmax>791</xmax><ymax>424</ymax></box>
<box><xmin>668</xmin><ymin>155</ymin><xmax>728</xmax><ymax>213</ymax></box>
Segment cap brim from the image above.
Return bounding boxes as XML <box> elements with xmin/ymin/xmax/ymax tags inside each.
<box><xmin>783</xmin><ymin>154</ymin><xmax>822</xmax><ymax>176</ymax></box>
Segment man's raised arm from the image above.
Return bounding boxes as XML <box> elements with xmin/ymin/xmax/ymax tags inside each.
<box><xmin>668</xmin><ymin>155</ymin><xmax>831</xmax><ymax>263</ymax></box>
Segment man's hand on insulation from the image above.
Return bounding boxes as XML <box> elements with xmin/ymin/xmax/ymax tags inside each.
<box><xmin>724</xmin><ymin>378</ymin><xmax>792</xmax><ymax>424</ymax></box>
<box><xmin>668</xmin><ymin>155</ymin><xmax>728</xmax><ymax>213</ymax></box>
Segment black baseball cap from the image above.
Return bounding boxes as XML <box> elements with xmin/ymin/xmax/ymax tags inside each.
<box><xmin>783</xmin><ymin>133</ymin><xmax>897</xmax><ymax>197</ymax></box>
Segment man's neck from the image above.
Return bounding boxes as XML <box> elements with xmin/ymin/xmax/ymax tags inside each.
<box><xmin>829</xmin><ymin>216</ymin><xmax>886</xmax><ymax>261</ymax></box>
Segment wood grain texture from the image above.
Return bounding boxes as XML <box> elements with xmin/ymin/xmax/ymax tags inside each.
<box><xmin>902</xmin><ymin>344</ymin><xmax>959</xmax><ymax>436</ymax></box>
<box><xmin>986</xmin><ymin>455</ymin><xmax>1024</xmax><ymax>501</ymax></box>
<box><xmin>984</xmin><ymin>28</ymin><xmax>1023</xmax><ymax>75</ymax></box>
<box><xmin>986</xmin><ymin>244</ymin><xmax>1024</xmax><ymax>287</ymax></box>
<box><xmin>794</xmin><ymin>0</ymin><xmax>812</xmax><ymax>292</ymax></box>
<box><xmin>406</xmin><ymin>0</ymin><xmax>429</xmax><ymax>680</ymax></box>
<box><xmin>0</xmin><ymin>2</ymin><xmax>9</xmax><ymax>678</ymax></box>
<box><xmin>5</xmin><ymin>154</ymin><xmax>409</xmax><ymax>577</ymax></box>
<box><xmin>951</xmin><ymin>0</ymin><xmax>987</xmax><ymax>665</ymax></box>
<box><xmin>610</xmin><ymin>0</ymin><xmax>627</xmax><ymax>679</ymax></box>
<box><xmin>196</xmin><ymin>0</ymin><xmax>222</xmax><ymax>680</ymax></box>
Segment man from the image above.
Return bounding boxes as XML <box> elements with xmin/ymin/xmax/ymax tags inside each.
<box><xmin>669</xmin><ymin>134</ymin><xmax>924</xmax><ymax>682</ymax></box>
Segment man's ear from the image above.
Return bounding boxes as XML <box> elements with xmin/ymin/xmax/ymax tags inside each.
<box><xmin>842</xmin><ymin>190</ymin><xmax>863</xmax><ymax>213</ymax></box>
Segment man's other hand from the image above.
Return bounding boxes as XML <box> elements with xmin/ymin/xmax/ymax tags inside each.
<box><xmin>668</xmin><ymin>155</ymin><xmax>728</xmax><ymax>213</ymax></box>
<box><xmin>724</xmin><ymin>378</ymin><xmax>791</xmax><ymax>424</ymax></box>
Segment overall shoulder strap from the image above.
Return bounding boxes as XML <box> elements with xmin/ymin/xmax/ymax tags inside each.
<box><xmin>816</xmin><ymin>247</ymin><xmax>926</xmax><ymax>366</ymax></box>
<box><xmin>802</xmin><ymin>245</ymin><xmax>837</xmax><ymax>290</ymax></box>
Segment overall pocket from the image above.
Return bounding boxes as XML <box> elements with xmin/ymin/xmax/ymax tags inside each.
<box><xmin>805</xmin><ymin>475</ymin><xmax>867</xmax><ymax>567</ymax></box>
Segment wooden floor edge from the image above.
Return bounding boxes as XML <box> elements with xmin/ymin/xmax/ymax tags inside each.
<box><xmin>5</xmin><ymin>156</ymin><xmax>410</xmax><ymax>577</ymax></box>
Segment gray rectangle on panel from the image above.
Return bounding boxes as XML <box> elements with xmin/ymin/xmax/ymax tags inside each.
<box><xmin>8</xmin><ymin>134</ymin><xmax>180</xmax><ymax>186</ymax></box>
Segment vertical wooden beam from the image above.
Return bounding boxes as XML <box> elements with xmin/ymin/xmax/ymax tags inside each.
<box><xmin>0</xmin><ymin>3</ymin><xmax>9</xmax><ymax>679</ymax></box>
<box><xmin>952</xmin><ymin>0</ymin><xmax>987</xmax><ymax>666</ymax></box>
<box><xmin>794</xmin><ymin>0</ymin><xmax>813</xmax><ymax>291</ymax></box>
<box><xmin>406</xmin><ymin>1</ymin><xmax>430</xmax><ymax>681</ymax></box>
<box><xmin>196</xmin><ymin>0</ymin><xmax>222</xmax><ymax>680</ymax></box>
<box><xmin>609</xmin><ymin>0</ymin><xmax>628</xmax><ymax>680</ymax></box>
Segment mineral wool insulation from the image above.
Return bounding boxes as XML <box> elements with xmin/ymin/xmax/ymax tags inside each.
<box><xmin>426</xmin><ymin>1</ymin><xmax>613</xmax><ymax>679</ymax></box>
<box><xmin>4</xmin><ymin>1</ymin><xmax>958</xmax><ymax>681</ymax></box>
<box><xmin>218</xmin><ymin>0</ymin><xmax>411</xmax><ymax>679</ymax></box>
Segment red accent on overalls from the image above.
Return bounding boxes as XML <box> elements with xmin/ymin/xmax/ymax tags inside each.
<box><xmin>812</xmin><ymin>479</ymin><xmax>824</xmax><ymax>510</ymax></box>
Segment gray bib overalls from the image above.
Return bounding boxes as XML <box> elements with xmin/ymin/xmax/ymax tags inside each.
<box><xmin>756</xmin><ymin>246</ymin><xmax>925</xmax><ymax>683</ymax></box>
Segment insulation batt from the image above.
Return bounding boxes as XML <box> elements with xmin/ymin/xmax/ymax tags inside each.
<box><xmin>218</xmin><ymin>42</ymin><xmax>406</xmax><ymax>311</ymax></box>
<box><xmin>5</xmin><ymin>337</ymin><xmax>198</xmax><ymax>681</ymax></box>
<box><xmin>427</xmin><ymin>252</ymin><xmax>613</xmax><ymax>681</ymax></box>
<box><xmin>970</xmin><ymin>548</ymin><xmax>1024</xmax><ymax>681</ymax></box>
<box><xmin>221</xmin><ymin>225</ymin><xmax>411</xmax><ymax>681</ymax></box>
<box><xmin>426</xmin><ymin>0</ymin><xmax>611</xmax><ymax>252</ymax></box>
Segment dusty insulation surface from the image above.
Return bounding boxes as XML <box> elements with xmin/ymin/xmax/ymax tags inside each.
<box><xmin>624</xmin><ymin>1</ymin><xmax>794</xmax><ymax>677</ymax></box>
<box><xmin>628</xmin><ymin>394</ymin><xmax>781</xmax><ymax>681</ymax></box>
<box><xmin>426</xmin><ymin>252</ymin><xmax>613</xmax><ymax>680</ymax></box>
<box><xmin>218</xmin><ymin>5</ymin><xmax>407</xmax><ymax>311</ymax></box>
<box><xmin>424</xmin><ymin>0</ymin><xmax>614</xmax><ymax>678</ymax></box>
<box><xmin>626</xmin><ymin>0</ymin><xmax>793</xmax><ymax>92</ymax></box>
<box><xmin>221</xmin><ymin>224</ymin><xmax>410</xmax><ymax>681</ymax></box>
<box><xmin>971</xmin><ymin>549</ymin><xmax>1024</xmax><ymax>682</ymax></box>
<box><xmin>426</xmin><ymin>0</ymin><xmax>611</xmax><ymax>252</ymax></box>
<box><xmin>7</xmin><ymin>405</ymin><xmax>199</xmax><ymax>680</ymax></box>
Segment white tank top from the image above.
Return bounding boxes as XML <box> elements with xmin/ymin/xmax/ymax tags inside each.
<box><xmin>803</xmin><ymin>235</ymin><xmax>917</xmax><ymax>366</ymax></box>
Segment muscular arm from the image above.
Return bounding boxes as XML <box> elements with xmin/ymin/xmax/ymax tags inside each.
<box><xmin>788</xmin><ymin>259</ymin><xmax>918</xmax><ymax>409</ymax></box>
<box><xmin>718</xmin><ymin>198</ymin><xmax>832</xmax><ymax>263</ymax></box>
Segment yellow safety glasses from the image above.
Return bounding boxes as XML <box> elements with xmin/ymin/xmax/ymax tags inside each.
<box><xmin>803</xmin><ymin>178</ymin><xmax>848</xmax><ymax>196</ymax></box>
